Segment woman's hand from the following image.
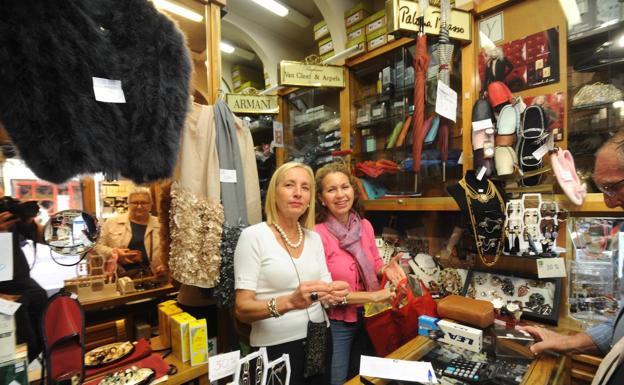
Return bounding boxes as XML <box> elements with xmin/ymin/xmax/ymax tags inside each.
<box><xmin>0</xmin><ymin>212</ymin><xmax>18</xmax><ymax>232</ymax></box>
<box><xmin>287</xmin><ymin>280</ymin><xmax>331</xmax><ymax>310</ymax></box>
<box><xmin>382</xmin><ymin>253</ymin><xmax>406</xmax><ymax>286</ymax></box>
<box><xmin>371</xmin><ymin>287</ymin><xmax>395</xmax><ymax>303</ymax></box>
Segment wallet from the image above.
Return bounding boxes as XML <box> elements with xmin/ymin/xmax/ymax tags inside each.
<box><xmin>437</xmin><ymin>295</ymin><xmax>494</xmax><ymax>328</ymax></box>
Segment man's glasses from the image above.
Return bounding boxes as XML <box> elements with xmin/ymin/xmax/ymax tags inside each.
<box><xmin>129</xmin><ymin>201</ymin><xmax>151</xmax><ymax>207</ymax></box>
<box><xmin>595</xmin><ymin>177</ymin><xmax>624</xmax><ymax>197</ymax></box>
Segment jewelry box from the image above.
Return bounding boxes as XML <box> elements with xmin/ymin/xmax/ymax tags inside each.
<box><xmin>465</xmin><ymin>270</ymin><xmax>562</xmax><ymax>325</ymax></box>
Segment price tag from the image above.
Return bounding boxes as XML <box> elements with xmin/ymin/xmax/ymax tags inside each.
<box><xmin>273</xmin><ymin>121</ymin><xmax>284</xmax><ymax>148</ymax></box>
<box><xmin>220</xmin><ymin>169</ymin><xmax>237</xmax><ymax>183</ymax></box>
<box><xmin>92</xmin><ymin>77</ymin><xmax>126</xmax><ymax>103</ymax></box>
<box><xmin>476</xmin><ymin>166</ymin><xmax>487</xmax><ymax>181</ymax></box>
<box><xmin>537</xmin><ymin>257</ymin><xmax>566</xmax><ymax>278</ymax></box>
<box><xmin>0</xmin><ymin>298</ymin><xmax>21</xmax><ymax>316</ymax></box>
<box><xmin>472</xmin><ymin>119</ymin><xmax>494</xmax><ymax>132</ymax></box>
<box><xmin>560</xmin><ymin>170</ymin><xmax>573</xmax><ymax>182</ymax></box>
<box><xmin>435</xmin><ymin>81</ymin><xmax>457</xmax><ymax>122</ymax></box>
<box><xmin>532</xmin><ymin>143</ymin><xmax>549</xmax><ymax>161</ymax></box>
<box><xmin>208</xmin><ymin>350</ymin><xmax>240</xmax><ymax>382</ymax></box>
<box><xmin>0</xmin><ymin>233</ymin><xmax>12</xmax><ymax>282</ymax></box>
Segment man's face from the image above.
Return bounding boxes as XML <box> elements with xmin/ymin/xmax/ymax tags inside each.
<box><xmin>594</xmin><ymin>145</ymin><xmax>624</xmax><ymax>209</ymax></box>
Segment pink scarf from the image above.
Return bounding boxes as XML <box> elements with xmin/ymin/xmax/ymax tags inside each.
<box><xmin>324</xmin><ymin>212</ymin><xmax>380</xmax><ymax>291</ymax></box>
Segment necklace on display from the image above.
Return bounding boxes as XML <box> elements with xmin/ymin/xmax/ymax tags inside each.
<box><xmin>413</xmin><ymin>254</ymin><xmax>439</xmax><ymax>276</ymax></box>
<box><xmin>459</xmin><ymin>176</ymin><xmax>505</xmax><ymax>267</ymax></box>
<box><xmin>459</xmin><ymin>178</ymin><xmax>496</xmax><ymax>204</ymax></box>
<box><xmin>274</xmin><ymin>222</ymin><xmax>304</xmax><ymax>248</ymax></box>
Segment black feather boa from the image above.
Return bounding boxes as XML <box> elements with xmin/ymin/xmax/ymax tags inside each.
<box><xmin>0</xmin><ymin>0</ymin><xmax>191</xmax><ymax>183</ymax></box>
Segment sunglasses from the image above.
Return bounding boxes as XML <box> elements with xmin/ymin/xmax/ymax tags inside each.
<box><xmin>595</xmin><ymin>177</ymin><xmax>624</xmax><ymax>197</ymax></box>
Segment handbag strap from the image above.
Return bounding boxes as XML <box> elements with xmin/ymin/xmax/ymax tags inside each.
<box><xmin>283</xmin><ymin>241</ymin><xmax>329</xmax><ymax>324</ymax></box>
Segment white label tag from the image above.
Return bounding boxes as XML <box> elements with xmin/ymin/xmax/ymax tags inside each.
<box><xmin>476</xmin><ymin>166</ymin><xmax>487</xmax><ymax>181</ymax></box>
<box><xmin>457</xmin><ymin>151</ymin><xmax>464</xmax><ymax>165</ymax></box>
<box><xmin>472</xmin><ymin>119</ymin><xmax>494</xmax><ymax>132</ymax></box>
<box><xmin>532</xmin><ymin>143</ymin><xmax>549</xmax><ymax>161</ymax></box>
<box><xmin>208</xmin><ymin>350</ymin><xmax>240</xmax><ymax>382</ymax></box>
<box><xmin>273</xmin><ymin>121</ymin><xmax>284</xmax><ymax>148</ymax></box>
<box><xmin>220</xmin><ymin>169</ymin><xmax>237</xmax><ymax>183</ymax></box>
<box><xmin>560</xmin><ymin>170</ymin><xmax>573</xmax><ymax>182</ymax></box>
<box><xmin>0</xmin><ymin>233</ymin><xmax>13</xmax><ymax>282</ymax></box>
<box><xmin>435</xmin><ymin>81</ymin><xmax>457</xmax><ymax>122</ymax></box>
<box><xmin>92</xmin><ymin>77</ymin><xmax>126</xmax><ymax>103</ymax></box>
<box><xmin>537</xmin><ymin>258</ymin><xmax>566</xmax><ymax>278</ymax></box>
<box><xmin>0</xmin><ymin>298</ymin><xmax>21</xmax><ymax>316</ymax></box>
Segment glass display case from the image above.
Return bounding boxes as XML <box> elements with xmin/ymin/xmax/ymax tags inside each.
<box><xmin>348</xmin><ymin>40</ymin><xmax>464</xmax><ymax>198</ymax></box>
<box><xmin>283</xmin><ymin>88</ymin><xmax>341</xmax><ymax>171</ymax></box>
<box><xmin>567</xmin><ymin>18</ymin><xmax>624</xmax><ymax>191</ymax></box>
<box><xmin>568</xmin><ymin>217</ymin><xmax>622</xmax><ymax>327</ymax></box>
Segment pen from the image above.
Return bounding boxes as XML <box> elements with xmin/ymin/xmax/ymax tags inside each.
<box><xmin>428</xmin><ymin>369</ymin><xmax>433</xmax><ymax>385</ymax></box>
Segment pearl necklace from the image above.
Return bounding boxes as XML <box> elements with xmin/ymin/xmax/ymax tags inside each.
<box><xmin>274</xmin><ymin>222</ymin><xmax>304</xmax><ymax>248</ymax></box>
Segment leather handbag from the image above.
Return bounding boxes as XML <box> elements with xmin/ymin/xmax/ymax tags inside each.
<box><xmin>437</xmin><ymin>295</ymin><xmax>494</xmax><ymax>328</ymax></box>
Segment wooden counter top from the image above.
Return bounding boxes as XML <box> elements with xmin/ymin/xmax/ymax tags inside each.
<box><xmin>344</xmin><ymin>336</ymin><xmax>566</xmax><ymax>385</ymax></box>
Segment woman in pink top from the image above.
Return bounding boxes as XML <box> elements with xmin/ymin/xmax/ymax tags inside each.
<box><xmin>314</xmin><ymin>162</ymin><xmax>405</xmax><ymax>385</ymax></box>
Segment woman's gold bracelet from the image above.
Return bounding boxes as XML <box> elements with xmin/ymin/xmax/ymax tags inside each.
<box><xmin>267</xmin><ymin>297</ymin><xmax>281</xmax><ymax>318</ymax></box>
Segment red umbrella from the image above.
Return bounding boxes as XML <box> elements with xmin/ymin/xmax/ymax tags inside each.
<box><xmin>411</xmin><ymin>1</ymin><xmax>429</xmax><ymax>175</ymax></box>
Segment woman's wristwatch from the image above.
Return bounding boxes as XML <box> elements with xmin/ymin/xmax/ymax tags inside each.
<box><xmin>267</xmin><ymin>297</ymin><xmax>281</xmax><ymax>318</ymax></box>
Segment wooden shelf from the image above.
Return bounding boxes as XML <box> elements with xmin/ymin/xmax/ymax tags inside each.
<box><xmin>363</xmin><ymin>196</ymin><xmax>459</xmax><ymax>211</ymax></box>
<box><xmin>361</xmin><ymin>193</ymin><xmax>622</xmax><ymax>213</ymax></box>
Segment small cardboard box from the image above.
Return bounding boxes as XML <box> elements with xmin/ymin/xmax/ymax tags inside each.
<box><xmin>158</xmin><ymin>304</ymin><xmax>182</xmax><ymax>348</ymax></box>
<box><xmin>344</xmin><ymin>3</ymin><xmax>373</xmax><ymax>28</ymax></box>
<box><xmin>0</xmin><ymin>344</ymin><xmax>27</xmax><ymax>385</ymax></box>
<box><xmin>189</xmin><ymin>318</ymin><xmax>209</xmax><ymax>366</ymax></box>
<box><xmin>367</xmin><ymin>26</ymin><xmax>391</xmax><ymax>52</ymax></box>
<box><xmin>366</xmin><ymin>10</ymin><xmax>386</xmax><ymax>35</ymax></box>
<box><xmin>438</xmin><ymin>319</ymin><xmax>483</xmax><ymax>353</ymax></box>
<box><xmin>318</xmin><ymin>37</ymin><xmax>333</xmax><ymax>56</ymax></box>
<box><xmin>347</xmin><ymin>19</ymin><xmax>367</xmax><ymax>42</ymax></box>
<box><xmin>346</xmin><ymin>33</ymin><xmax>367</xmax><ymax>49</ymax></box>
<box><xmin>417</xmin><ymin>315</ymin><xmax>440</xmax><ymax>337</ymax></box>
<box><xmin>313</xmin><ymin>20</ymin><xmax>329</xmax><ymax>41</ymax></box>
<box><xmin>0</xmin><ymin>313</ymin><xmax>16</xmax><ymax>362</ymax></box>
<box><xmin>171</xmin><ymin>313</ymin><xmax>196</xmax><ymax>363</ymax></box>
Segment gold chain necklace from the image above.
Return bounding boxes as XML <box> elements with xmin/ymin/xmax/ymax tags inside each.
<box><xmin>459</xmin><ymin>178</ymin><xmax>496</xmax><ymax>203</ymax></box>
<box><xmin>460</xmin><ymin>177</ymin><xmax>505</xmax><ymax>266</ymax></box>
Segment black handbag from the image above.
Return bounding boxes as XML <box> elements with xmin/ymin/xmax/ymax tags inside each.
<box><xmin>303</xmin><ymin>318</ymin><xmax>328</xmax><ymax>378</ymax></box>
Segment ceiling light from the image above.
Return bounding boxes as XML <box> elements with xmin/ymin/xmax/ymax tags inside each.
<box><xmin>558</xmin><ymin>0</ymin><xmax>580</xmax><ymax>27</ymax></box>
<box><xmin>152</xmin><ymin>0</ymin><xmax>203</xmax><ymax>22</ymax></box>
<box><xmin>613</xmin><ymin>100</ymin><xmax>624</xmax><ymax>109</ymax></box>
<box><xmin>619</xmin><ymin>35</ymin><xmax>624</xmax><ymax>47</ymax></box>
<box><xmin>251</xmin><ymin>0</ymin><xmax>289</xmax><ymax>17</ymax></box>
<box><xmin>220</xmin><ymin>42</ymin><xmax>235</xmax><ymax>54</ymax></box>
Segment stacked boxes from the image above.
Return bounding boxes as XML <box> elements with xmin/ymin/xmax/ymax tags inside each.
<box><xmin>171</xmin><ymin>313</ymin><xmax>196</xmax><ymax>363</ymax></box>
<box><xmin>158</xmin><ymin>300</ymin><xmax>182</xmax><ymax>348</ymax></box>
<box><xmin>232</xmin><ymin>64</ymin><xmax>264</xmax><ymax>93</ymax></box>
<box><xmin>346</xmin><ymin>19</ymin><xmax>367</xmax><ymax>50</ymax></box>
<box><xmin>0</xmin><ymin>345</ymin><xmax>27</xmax><ymax>385</ymax></box>
<box><xmin>365</xmin><ymin>10</ymin><xmax>392</xmax><ymax>52</ymax></box>
<box><xmin>318</xmin><ymin>36</ymin><xmax>334</xmax><ymax>57</ymax></box>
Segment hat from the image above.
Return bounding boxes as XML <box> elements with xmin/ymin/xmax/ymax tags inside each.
<box><xmin>487</xmin><ymin>81</ymin><xmax>513</xmax><ymax>108</ymax></box>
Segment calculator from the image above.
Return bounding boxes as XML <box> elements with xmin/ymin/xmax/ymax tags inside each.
<box><xmin>442</xmin><ymin>359</ymin><xmax>496</xmax><ymax>383</ymax></box>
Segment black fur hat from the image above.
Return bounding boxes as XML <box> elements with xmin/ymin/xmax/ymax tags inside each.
<box><xmin>0</xmin><ymin>0</ymin><xmax>192</xmax><ymax>184</ymax></box>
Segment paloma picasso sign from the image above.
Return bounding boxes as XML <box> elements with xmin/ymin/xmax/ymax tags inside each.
<box><xmin>385</xmin><ymin>0</ymin><xmax>472</xmax><ymax>42</ymax></box>
<box><xmin>279</xmin><ymin>60</ymin><xmax>345</xmax><ymax>88</ymax></box>
<box><xmin>225</xmin><ymin>94</ymin><xmax>278</xmax><ymax>114</ymax></box>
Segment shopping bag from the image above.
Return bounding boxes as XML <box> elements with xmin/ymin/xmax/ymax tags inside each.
<box><xmin>364</xmin><ymin>277</ymin><xmax>437</xmax><ymax>356</ymax></box>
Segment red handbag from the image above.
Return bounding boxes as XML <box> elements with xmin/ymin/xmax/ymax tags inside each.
<box><xmin>364</xmin><ymin>278</ymin><xmax>438</xmax><ymax>356</ymax></box>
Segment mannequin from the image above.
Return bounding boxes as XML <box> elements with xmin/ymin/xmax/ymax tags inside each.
<box><xmin>448</xmin><ymin>170</ymin><xmax>506</xmax><ymax>266</ymax></box>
